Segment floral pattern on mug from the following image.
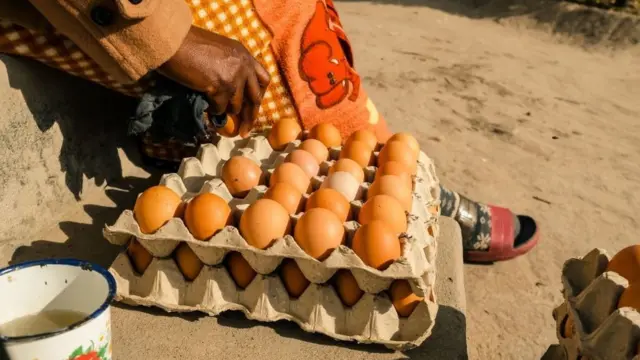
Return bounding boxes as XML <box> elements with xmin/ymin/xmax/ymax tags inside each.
<box><xmin>67</xmin><ymin>338</ymin><xmax>110</xmax><ymax>360</ymax></box>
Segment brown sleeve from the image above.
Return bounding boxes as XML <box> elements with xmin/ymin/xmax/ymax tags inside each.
<box><xmin>26</xmin><ymin>0</ymin><xmax>193</xmax><ymax>84</ymax></box>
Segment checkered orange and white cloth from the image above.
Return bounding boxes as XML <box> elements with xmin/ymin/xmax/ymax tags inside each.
<box><xmin>0</xmin><ymin>0</ymin><xmax>301</xmax><ymax>163</ymax></box>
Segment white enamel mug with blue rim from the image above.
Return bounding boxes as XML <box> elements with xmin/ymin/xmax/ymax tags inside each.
<box><xmin>0</xmin><ymin>259</ymin><xmax>116</xmax><ymax>360</ymax></box>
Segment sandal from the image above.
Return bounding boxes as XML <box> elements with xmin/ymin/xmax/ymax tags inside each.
<box><xmin>440</xmin><ymin>186</ymin><xmax>540</xmax><ymax>263</ymax></box>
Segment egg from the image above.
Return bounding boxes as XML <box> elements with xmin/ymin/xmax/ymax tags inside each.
<box><xmin>309</xmin><ymin>123</ymin><xmax>342</xmax><ymax>148</ymax></box>
<box><xmin>280</xmin><ymin>258</ymin><xmax>310</xmax><ymax>298</ymax></box>
<box><xmin>221</xmin><ymin>156</ymin><xmax>263</xmax><ymax>198</ymax></box>
<box><xmin>618</xmin><ymin>282</ymin><xmax>640</xmax><ymax>311</ymax></box>
<box><xmin>375</xmin><ymin>161</ymin><xmax>413</xmax><ymax>190</ymax></box>
<box><xmin>127</xmin><ymin>238</ymin><xmax>153</xmax><ymax>274</ymax></box>
<box><xmin>562</xmin><ymin>314</ymin><xmax>575</xmax><ymax>338</ymax></box>
<box><xmin>285</xmin><ymin>149</ymin><xmax>320</xmax><ymax>178</ymax></box>
<box><xmin>358</xmin><ymin>195</ymin><xmax>407</xmax><ymax>235</ymax></box>
<box><xmin>367</xmin><ymin>175</ymin><xmax>413</xmax><ymax>212</ymax></box>
<box><xmin>306</xmin><ymin>188</ymin><xmax>351</xmax><ymax>222</ymax></box>
<box><xmin>175</xmin><ymin>243</ymin><xmax>203</xmax><ymax>281</ymax></box>
<box><xmin>268</xmin><ymin>118</ymin><xmax>302</xmax><ymax>151</ymax></box>
<box><xmin>270</xmin><ymin>162</ymin><xmax>311</xmax><ymax>194</ymax></box>
<box><xmin>216</xmin><ymin>115</ymin><xmax>240</xmax><ymax>137</ymax></box>
<box><xmin>388</xmin><ymin>132</ymin><xmax>420</xmax><ymax>157</ymax></box>
<box><xmin>133</xmin><ymin>185</ymin><xmax>183</xmax><ymax>234</ymax></box>
<box><xmin>607</xmin><ymin>245</ymin><xmax>640</xmax><ymax>284</ymax></box>
<box><xmin>184</xmin><ymin>193</ymin><xmax>232</xmax><ymax>240</ymax></box>
<box><xmin>320</xmin><ymin>172</ymin><xmax>360</xmax><ymax>202</ymax></box>
<box><xmin>298</xmin><ymin>139</ymin><xmax>329</xmax><ymax>164</ymax></box>
<box><xmin>329</xmin><ymin>158</ymin><xmax>365</xmax><ymax>184</ymax></box>
<box><xmin>377</xmin><ymin>141</ymin><xmax>418</xmax><ymax>175</ymax></box>
<box><xmin>294</xmin><ymin>208</ymin><xmax>345</xmax><ymax>260</ymax></box>
<box><xmin>346</xmin><ymin>129</ymin><xmax>378</xmax><ymax>151</ymax></box>
<box><xmin>351</xmin><ymin>220</ymin><xmax>401</xmax><ymax>270</ymax></box>
<box><xmin>263</xmin><ymin>182</ymin><xmax>304</xmax><ymax>214</ymax></box>
<box><xmin>240</xmin><ymin>198</ymin><xmax>291</xmax><ymax>249</ymax></box>
<box><xmin>390</xmin><ymin>280</ymin><xmax>423</xmax><ymax>317</ymax></box>
<box><xmin>335</xmin><ymin>270</ymin><xmax>363</xmax><ymax>307</ymax></box>
<box><xmin>339</xmin><ymin>140</ymin><xmax>374</xmax><ymax>168</ymax></box>
<box><xmin>226</xmin><ymin>251</ymin><xmax>256</xmax><ymax>289</ymax></box>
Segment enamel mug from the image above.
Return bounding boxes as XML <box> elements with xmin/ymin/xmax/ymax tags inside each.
<box><xmin>0</xmin><ymin>259</ymin><xmax>116</xmax><ymax>360</ymax></box>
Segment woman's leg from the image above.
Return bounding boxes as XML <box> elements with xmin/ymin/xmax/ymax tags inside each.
<box><xmin>439</xmin><ymin>184</ymin><xmax>539</xmax><ymax>262</ymax></box>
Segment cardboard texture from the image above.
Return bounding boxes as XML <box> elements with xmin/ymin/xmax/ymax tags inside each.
<box><xmin>103</xmin><ymin>131</ymin><xmax>441</xmax><ymax>350</ymax></box>
<box><xmin>548</xmin><ymin>249</ymin><xmax>640</xmax><ymax>360</ymax></box>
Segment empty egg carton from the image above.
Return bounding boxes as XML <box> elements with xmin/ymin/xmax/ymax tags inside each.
<box><xmin>550</xmin><ymin>248</ymin><xmax>640</xmax><ymax>360</ymax></box>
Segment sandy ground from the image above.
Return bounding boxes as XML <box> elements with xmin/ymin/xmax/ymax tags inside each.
<box><xmin>336</xmin><ymin>1</ymin><xmax>640</xmax><ymax>358</ymax></box>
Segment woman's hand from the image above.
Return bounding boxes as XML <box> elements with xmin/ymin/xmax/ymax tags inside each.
<box><xmin>159</xmin><ymin>26</ymin><xmax>270</xmax><ymax>137</ymax></box>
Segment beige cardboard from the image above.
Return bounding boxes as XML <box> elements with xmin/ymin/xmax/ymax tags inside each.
<box><xmin>103</xmin><ymin>131</ymin><xmax>441</xmax><ymax>349</ymax></box>
<box><xmin>551</xmin><ymin>248</ymin><xmax>640</xmax><ymax>360</ymax></box>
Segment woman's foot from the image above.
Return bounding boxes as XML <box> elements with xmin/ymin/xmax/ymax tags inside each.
<box><xmin>439</xmin><ymin>185</ymin><xmax>540</xmax><ymax>263</ymax></box>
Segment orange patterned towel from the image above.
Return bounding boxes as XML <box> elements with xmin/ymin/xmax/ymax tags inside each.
<box><xmin>253</xmin><ymin>0</ymin><xmax>391</xmax><ymax>141</ymax></box>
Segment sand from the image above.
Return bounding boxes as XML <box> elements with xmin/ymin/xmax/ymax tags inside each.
<box><xmin>1</xmin><ymin>0</ymin><xmax>640</xmax><ymax>358</ymax></box>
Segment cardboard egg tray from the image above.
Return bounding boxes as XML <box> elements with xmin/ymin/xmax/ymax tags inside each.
<box><xmin>103</xmin><ymin>132</ymin><xmax>441</xmax><ymax>349</ymax></box>
<box><xmin>550</xmin><ymin>248</ymin><xmax>640</xmax><ymax>360</ymax></box>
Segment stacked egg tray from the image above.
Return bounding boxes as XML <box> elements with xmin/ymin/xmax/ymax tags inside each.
<box><xmin>550</xmin><ymin>248</ymin><xmax>640</xmax><ymax>360</ymax></box>
<box><xmin>103</xmin><ymin>132</ymin><xmax>441</xmax><ymax>350</ymax></box>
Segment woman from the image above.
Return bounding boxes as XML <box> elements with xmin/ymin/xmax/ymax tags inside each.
<box><xmin>0</xmin><ymin>0</ymin><xmax>538</xmax><ymax>262</ymax></box>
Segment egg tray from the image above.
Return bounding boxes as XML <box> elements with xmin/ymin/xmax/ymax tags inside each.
<box><xmin>104</xmin><ymin>132</ymin><xmax>441</xmax><ymax>296</ymax></box>
<box><xmin>551</xmin><ymin>248</ymin><xmax>640</xmax><ymax>360</ymax></box>
<box><xmin>108</xmin><ymin>248</ymin><xmax>438</xmax><ymax>350</ymax></box>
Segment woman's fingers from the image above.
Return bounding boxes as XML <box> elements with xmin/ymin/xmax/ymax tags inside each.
<box><xmin>245</xmin><ymin>72</ymin><xmax>263</xmax><ymax>105</ymax></box>
<box><xmin>253</xmin><ymin>59</ymin><xmax>271</xmax><ymax>88</ymax></box>
<box><xmin>208</xmin><ymin>90</ymin><xmax>231</xmax><ymax>115</ymax></box>
<box><xmin>238</xmin><ymin>102</ymin><xmax>260</xmax><ymax>138</ymax></box>
<box><xmin>227</xmin><ymin>77</ymin><xmax>247</xmax><ymax>115</ymax></box>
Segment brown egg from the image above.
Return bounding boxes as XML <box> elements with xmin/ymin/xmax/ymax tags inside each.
<box><xmin>618</xmin><ymin>282</ymin><xmax>640</xmax><ymax>310</ymax></box>
<box><xmin>184</xmin><ymin>193</ymin><xmax>232</xmax><ymax>240</ymax></box>
<box><xmin>375</xmin><ymin>161</ymin><xmax>413</xmax><ymax>190</ymax></box>
<box><xmin>226</xmin><ymin>251</ymin><xmax>256</xmax><ymax>289</ymax></box>
<box><xmin>346</xmin><ymin>129</ymin><xmax>378</xmax><ymax>151</ymax></box>
<box><xmin>562</xmin><ymin>314</ymin><xmax>575</xmax><ymax>338</ymax></box>
<box><xmin>280</xmin><ymin>258</ymin><xmax>310</xmax><ymax>298</ymax></box>
<box><xmin>216</xmin><ymin>115</ymin><xmax>240</xmax><ymax>137</ymax></box>
<box><xmin>305</xmin><ymin>188</ymin><xmax>351</xmax><ymax>222</ymax></box>
<box><xmin>294</xmin><ymin>208</ymin><xmax>345</xmax><ymax>260</ymax></box>
<box><xmin>298</xmin><ymin>139</ymin><xmax>329</xmax><ymax>164</ymax></box>
<box><xmin>388</xmin><ymin>132</ymin><xmax>420</xmax><ymax>157</ymax></box>
<box><xmin>358</xmin><ymin>195</ymin><xmax>407</xmax><ymax>235</ymax></box>
<box><xmin>175</xmin><ymin>243</ymin><xmax>203</xmax><ymax>281</ymax></box>
<box><xmin>377</xmin><ymin>141</ymin><xmax>418</xmax><ymax>175</ymax></box>
<box><xmin>127</xmin><ymin>238</ymin><xmax>153</xmax><ymax>274</ymax></box>
<box><xmin>133</xmin><ymin>185</ymin><xmax>182</xmax><ymax>234</ymax></box>
<box><xmin>268</xmin><ymin>118</ymin><xmax>302</xmax><ymax>151</ymax></box>
<box><xmin>367</xmin><ymin>175</ymin><xmax>413</xmax><ymax>212</ymax></box>
<box><xmin>329</xmin><ymin>158</ymin><xmax>365</xmax><ymax>184</ymax></box>
<box><xmin>240</xmin><ymin>199</ymin><xmax>291</xmax><ymax>249</ymax></box>
<box><xmin>339</xmin><ymin>140</ymin><xmax>374</xmax><ymax>168</ymax></box>
<box><xmin>607</xmin><ymin>245</ymin><xmax>640</xmax><ymax>284</ymax></box>
<box><xmin>263</xmin><ymin>182</ymin><xmax>304</xmax><ymax>214</ymax></box>
<box><xmin>390</xmin><ymin>280</ymin><xmax>423</xmax><ymax>317</ymax></box>
<box><xmin>270</xmin><ymin>162</ymin><xmax>311</xmax><ymax>194</ymax></box>
<box><xmin>309</xmin><ymin>123</ymin><xmax>342</xmax><ymax>148</ymax></box>
<box><xmin>335</xmin><ymin>270</ymin><xmax>363</xmax><ymax>307</ymax></box>
<box><xmin>285</xmin><ymin>149</ymin><xmax>320</xmax><ymax>178</ymax></box>
<box><xmin>351</xmin><ymin>220</ymin><xmax>401</xmax><ymax>270</ymax></box>
<box><xmin>221</xmin><ymin>156</ymin><xmax>263</xmax><ymax>198</ymax></box>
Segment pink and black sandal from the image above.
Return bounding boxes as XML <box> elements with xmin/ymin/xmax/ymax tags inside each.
<box><xmin>439</xmin><ymin>186</ymin><xmax>540</xmax><ymax>263</ymax></box>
